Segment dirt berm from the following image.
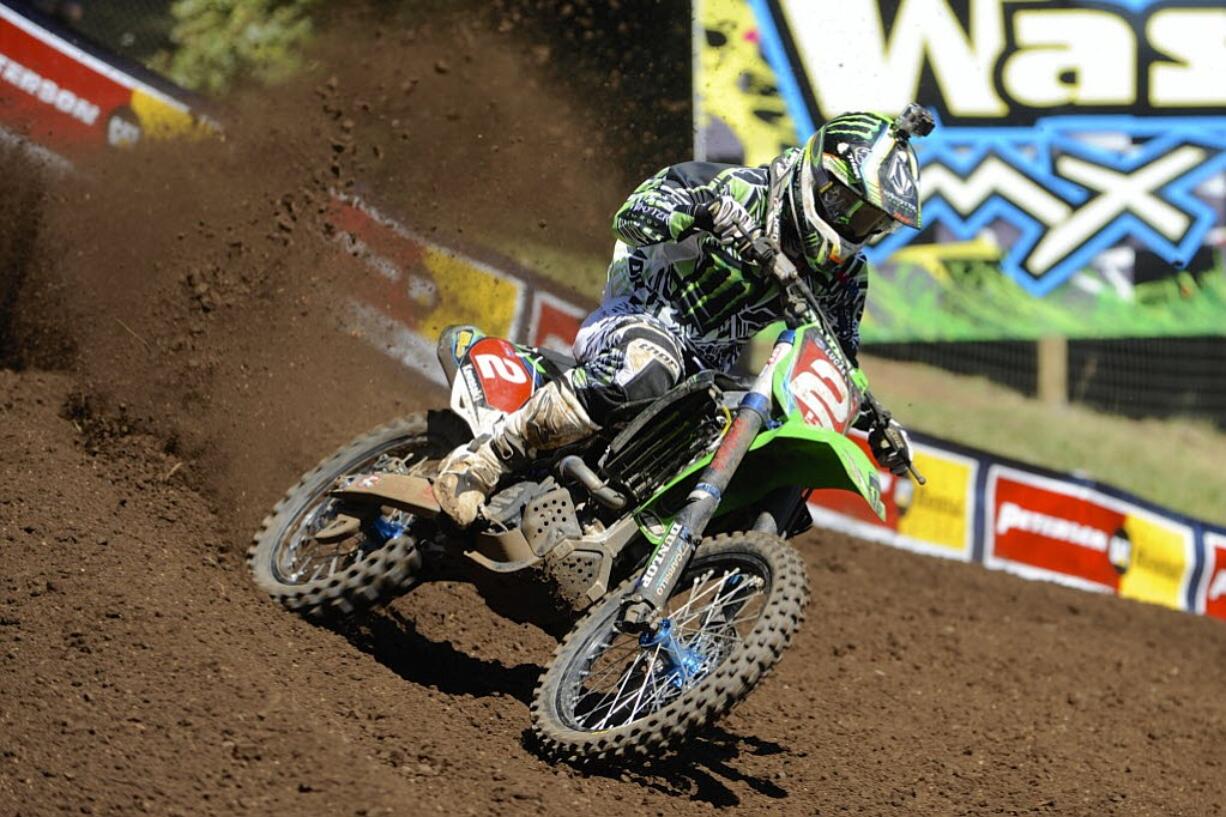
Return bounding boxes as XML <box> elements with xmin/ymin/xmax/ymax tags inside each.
<box><xmin>1</xmin><ymin>11</ymin><xmax>1224</xmax><ymax>817</ymax></box>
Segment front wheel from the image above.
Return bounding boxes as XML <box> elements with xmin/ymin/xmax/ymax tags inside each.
<box><xmin>530</xmin><ymin>531</ymin><xmax>808</xmax><ymax>762</ymax></box>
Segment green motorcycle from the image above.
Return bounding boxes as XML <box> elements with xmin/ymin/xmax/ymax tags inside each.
<box><xmin>248</xmin><ymin>216</ymin><xmax>918</xmax><ymax>762</ymax></box>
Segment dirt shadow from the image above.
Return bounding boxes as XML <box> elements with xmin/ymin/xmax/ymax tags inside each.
<box><xmin>337</xmin><ymin>604</ymin><xmax>544</xmax><ymax>705</ymax></box>
<box><xmin>527</xmin><ymin>725</ymin><xmax>792</xmax><ymax>807</ymax></box>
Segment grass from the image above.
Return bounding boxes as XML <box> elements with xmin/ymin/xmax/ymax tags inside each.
<box><xmin>864</xmin><ymin>354</ymin><xmax>1226</xmax><ymax>526</ymax></box>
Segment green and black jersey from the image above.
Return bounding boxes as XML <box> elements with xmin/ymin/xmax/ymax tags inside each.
<box><xmin>604</xmin><ymin>149</ymin><xmax>869</xmax><ymax>373</ymax></box>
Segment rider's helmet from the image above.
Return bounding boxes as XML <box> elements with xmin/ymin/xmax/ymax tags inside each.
<box><xmin>778</xmin><ymin>103</ymin><xmax>934</xmax><ymax>268</ymax></box>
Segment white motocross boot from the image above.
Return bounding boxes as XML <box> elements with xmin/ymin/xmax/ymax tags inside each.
<box><xmin>434</xmin><ymin>380</ymin><xmax>598</xmax><ymax>526</ymax></box>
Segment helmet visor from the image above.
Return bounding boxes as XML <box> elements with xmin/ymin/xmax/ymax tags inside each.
<box><xmin>815</xmin><ymin>167</ymin><xmax>895</xmax><ymax>243</ymax></box>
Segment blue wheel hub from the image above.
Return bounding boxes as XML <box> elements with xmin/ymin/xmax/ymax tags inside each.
<box><xmin>640</xmin><ymin>618</ymin><xmax>706</xmax><ymax>689</ymax></box>
<box><xmin>363</xmin><ymin>514</ymin><xmax>407</xmax><ymax>546</ymax></box>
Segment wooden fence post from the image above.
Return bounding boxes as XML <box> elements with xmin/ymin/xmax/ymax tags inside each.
<box><xmin>1038</xmin><ymin>335</ymin><xmax>1068</xmax><ymax>406</ymax></box>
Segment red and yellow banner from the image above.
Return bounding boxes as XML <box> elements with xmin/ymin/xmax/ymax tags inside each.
<box><xmin>0</xmin><ymin>5</ymin><xmax>209</xmax><ymax>151</ymax></box>
<box><xmin>809</xmin><ymin>434</ymin><xmax>1221</xmax><ymax>619</ymax></box>
<box><xmin>986</xmin><ymin>466</ymin><xmax>1193</xmax><ymax>609</ymax></box>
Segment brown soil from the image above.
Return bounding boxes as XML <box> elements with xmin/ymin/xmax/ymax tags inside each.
<box><xmin>2</xmin><ymin>11</ymin><xmax>1224</xmax><ymax>817</ymax></box>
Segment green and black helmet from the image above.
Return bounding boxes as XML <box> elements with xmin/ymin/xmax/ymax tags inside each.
<box><xmin>778</xmin><ymin>103</ymin><xmax>933</xmax><ymax>266</ymax></box>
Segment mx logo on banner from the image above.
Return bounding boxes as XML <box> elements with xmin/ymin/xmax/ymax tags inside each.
<box><xmin>751</xmin><ymin>0</ymin><xmax>1226</xmax><ymax>295</ymax></box>
<box><xmin>876</xmin><ymin>120</ymin><xmax>1226</xmax><ymax>295</ymax></box>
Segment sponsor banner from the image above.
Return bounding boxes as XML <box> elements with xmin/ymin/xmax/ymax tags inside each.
<box><xmin>809</xmin><ymin>431</ymin><xmax>977</xmax><ymax>561</ymax></box>
<box><xmin>530</xmin><ymin>291</ymin><xmax>586</xmax><ymax>354</ymax></box>
<box><xmin>328</xmin><ymin>194</ymin><xmax>527</xmax><ymax>344</ymax></box>
<box><xmin>695</xmin><ymin>0</ymin><xmax>1226</xmax><ymax>341</ymax></box>
<box><xmin>0</xmin><ymin>4</ymin><xmax>211</xmax><ymax>152</ymax></box>
<box><xmin>1199</xmin><ymin>531</ymin><xmax>1226</xmax><ymax>621</ymax></box>
<box><xmin>985</xmin><ymin>465</ymin><xmax>1194</xmax><ymax>609</ymax></box>
<box><xmin>809</xmin><ymin>432</ymin><xmax>1226</xmax><ymax>620</ymax></box>
<box><xmin>325</xmin><ymin>193</ymin><xmax>589</xmax><ymax>379</ymax></box>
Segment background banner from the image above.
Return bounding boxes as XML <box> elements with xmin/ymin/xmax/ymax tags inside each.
<box><xmin>985</xmin><ymin>465</ymin><xmax>1193</xmax><ymax>608</ymax></box>
<box><xmin>1199</xmin><ymin>531</ymin><xmax>1226</xmax><ymax>620</ymax></box>
<box><xmin>0</xmin><ymin>3</ymin><xmax>212</xmax><ymax>152</ymax></box>
<box><xmin>809</xmin><ymin>433</ymin><xmax>978</xmax><ymax>561</ymax></box>
<box><xmin>809</xmin><ymin>429</ymin><xmax>1226</xmax><ymax>620</ymax></box>
<box><xmin>695</xmin><ymin>0</ymin><xmax>1226</xmax><ymax>342</ymax></box>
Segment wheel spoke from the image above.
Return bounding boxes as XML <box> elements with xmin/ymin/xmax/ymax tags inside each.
<box><xmin>683</xmin><ymin>611</ymin><xmax>761</xmax><ymax>634</ymax></box>
<box><xmin>591</xmin><ymin>650</ymin><xmax>646</xmax><ymax>729</ymax></box>
<box><xmin>595</xmin><ymin>645</ymin><xmax>660</xmax><ymax>729</ymax></box>
<box><xmin>626</xmin><ymin>649</ymin><xmax>661</xmax><ymax>724</ymax></box>
<box><xmin>671</xmin><ymin>576</ymin><xmax>763</xmax><ymax>632</ymax></box>
<box><xmin>669</xmin><ymin>570</ymin><xmax>714</xmax><ymax>623</ymax></box>
<box><xmin>664</xmin><ymin>569</ymin><xmax>729</xmax><ymax>620</ymax></box>
<box><xmin>580</xmin><ymin>641</ymin><xmax>644</xmax><ymax>691</ymax></box>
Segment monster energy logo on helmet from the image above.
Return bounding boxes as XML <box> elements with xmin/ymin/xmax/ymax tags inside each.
<box><xmin>779</xmin><ymin>103</ymin><xmax>933</xmax><ymax>267</ymax></box>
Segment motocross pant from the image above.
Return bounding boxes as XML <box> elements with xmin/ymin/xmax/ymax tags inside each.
<box><xmin>562</xmin><ymin>311</ymin><xmax>690</xmax><ymax>426</ymax></box>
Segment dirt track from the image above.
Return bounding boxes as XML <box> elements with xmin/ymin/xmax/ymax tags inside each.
<box><xmin>2</xmin><ymin>11</ymin><xmax>1225</xmax><ymax>817</ymax></box>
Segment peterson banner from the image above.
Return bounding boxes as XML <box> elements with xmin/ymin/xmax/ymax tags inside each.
<box><xmin>694</xmin><ymin>0</ymin><xmax>1226</xmax><ymax>341</ymax></box>
<box><xmin>0</xmin><ymin>3</ymin><xmax>213</xmax><ymax>155</ymax></box>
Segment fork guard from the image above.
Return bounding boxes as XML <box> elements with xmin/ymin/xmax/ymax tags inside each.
<box><xmin>638</xmin><ymin>415</ymin><xmax>886</xmax><ymax>530</ymax></box>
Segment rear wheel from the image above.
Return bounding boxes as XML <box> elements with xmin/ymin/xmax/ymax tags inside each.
<box><xmin>248</xmin><ymin>411</ymin><xmax>467</xmax><ymax>618</ymax></box>
<box><xmin>531</xmin><ymin>531</ymin><xmax>808</xmax><ymax>762</ymax></box>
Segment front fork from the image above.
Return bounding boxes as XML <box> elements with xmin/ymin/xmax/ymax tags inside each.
<box><xmin>620</xmin><ymin>332</ymin><xmax>795</xmax><ymax>629</ymax></box>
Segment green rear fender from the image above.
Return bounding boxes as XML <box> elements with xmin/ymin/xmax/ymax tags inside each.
<box><xmin>637</xmin><ymin>416</ymin><xmax>886</xmax><ymax>534</ymax></box>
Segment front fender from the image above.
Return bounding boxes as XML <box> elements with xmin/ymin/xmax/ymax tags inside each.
<box><xmin>638</xmin><ymin>416</ymin><xmax>886</xmax><ymax>526</ymax></box>
<box><xmin>736</xmin><ymin>419</ymin><xmax>886</xmax><ymax>520</ymax></box>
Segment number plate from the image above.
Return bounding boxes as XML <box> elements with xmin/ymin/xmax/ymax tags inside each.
<box><xmin>787</xmin><ymin>332</ymin><xmax>859</xmax><ymax>433</ymax></box>
<box><xmin>465</xmin><ymin>337</ymin><xmax>535</xmax><ymax>413</ymax></box>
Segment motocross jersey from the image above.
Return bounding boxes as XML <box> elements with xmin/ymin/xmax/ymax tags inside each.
<box><xmin>604</xmin><ymin>148</ymin><xmax>869</xmax><ymax>373</ymax></box>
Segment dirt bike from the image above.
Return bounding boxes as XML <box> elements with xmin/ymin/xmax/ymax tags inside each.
<box><xmin>248</xmin><ymin>212</ymin><xmax>920</xmax><ymax>762</ymax></box>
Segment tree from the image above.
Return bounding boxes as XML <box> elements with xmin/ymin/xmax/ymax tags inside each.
<box><xmin>152</xmin><ymin>0</ymin><xmax>318</xmax><ymax>94</ymax></box>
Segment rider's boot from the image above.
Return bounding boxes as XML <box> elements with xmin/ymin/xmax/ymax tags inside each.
<box><xmin>435</xmin><ymin>379</ymin><xmax>597</xmax><ymax>526</ymax></box>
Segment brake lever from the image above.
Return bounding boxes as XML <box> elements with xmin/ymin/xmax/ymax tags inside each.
<box><xmin>720</xmin><ymin>209</ymin><xmax>772</xmax><ymax>264</ymax></box>
<box><xmin>881</xmin><ymin>421</ymin><xmax>927</xmax><ymax>486</ymax></box>
<box><xmin>720</xmin><ymin>210</ymin><xmax>797</xmax><ymax>285</ymax></box>
<box><xmin>864</xmin><ymin>391</ymin><xmax>927</xmax><ymax>486</ymax></box>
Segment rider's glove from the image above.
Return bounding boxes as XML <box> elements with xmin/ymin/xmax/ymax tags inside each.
<box><xmin>868</xmin><ymin>417</ymin><xmax>914</xmax><ymax>478</ymax></box>
<box><xmin>682</xmin><ymin>190</ymin><xmax>754</xmax><ymax>246</ymax></box>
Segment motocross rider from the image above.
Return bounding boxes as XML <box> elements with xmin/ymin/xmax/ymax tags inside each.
<box><xmin>435</xmin><ymin>105</ymin><xmax>935</xmax><ymax>527</ymax></box>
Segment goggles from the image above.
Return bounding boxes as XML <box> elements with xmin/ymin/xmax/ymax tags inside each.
<box><xmin>813</xmin><ymin>165</ymin><xmax>895</xmax><ymax>243</ymax></box>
